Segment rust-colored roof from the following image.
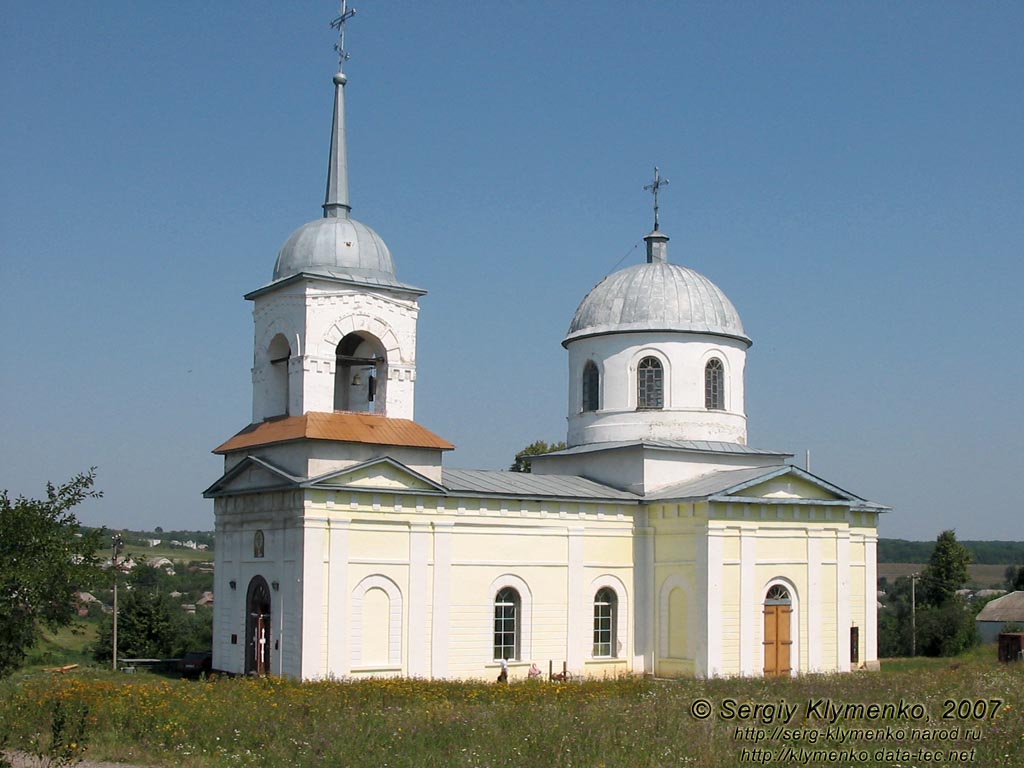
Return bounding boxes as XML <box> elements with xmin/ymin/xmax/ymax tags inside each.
<box><xmin>214</xmin><ymin>412</ymin><xmax>454</xmax><ymax>454</ymax></box>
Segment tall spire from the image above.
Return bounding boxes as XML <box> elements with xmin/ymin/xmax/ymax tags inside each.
<box><xmin>323</xmin><ymin>2</ymin><xmax>356</xmax><ymax>219</ymax></box>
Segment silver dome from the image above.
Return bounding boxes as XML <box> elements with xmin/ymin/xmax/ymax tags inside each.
<box><xmin>273</xmin><ymin>216</ymin><xmax>399</xmax><ymax>286</ymax></box>
<box><xmin>565</xmin><ymin>261</ymin><xmax>750</xmax><ymax>346</ymax></box>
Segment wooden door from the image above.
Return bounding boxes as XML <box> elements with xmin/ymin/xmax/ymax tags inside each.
<box><xmin>763</xmin><ymin>587</ymin><xmax>793</xmax><ymax>677</ymax></box>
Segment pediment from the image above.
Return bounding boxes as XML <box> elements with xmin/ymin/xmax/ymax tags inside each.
<box><xmin>717</xmin><ymin>466</ymin><xmax>860</xmax><ymax>504</ymax></box>
<box><xmin>307</xmin><ymin>457</ymin><xmax>444</xmax><ymax>493</ymax></box>
<box><xmin>731</xmin><ymin>474</ymin><xmax>844</xmax><ymax>502</ymax></box>
<box><xmin>204</xmin><ymin>456</ymin><xmax>301</xmax><ymax>498</ymax></box>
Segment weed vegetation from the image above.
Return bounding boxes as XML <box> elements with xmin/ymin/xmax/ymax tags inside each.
<box><xmin>1</xmin><ymin>647</ymin><xmax>1021</xmax><ymax>768</ymax></box>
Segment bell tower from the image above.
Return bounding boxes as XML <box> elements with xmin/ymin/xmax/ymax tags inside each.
<box><xmin>245</xmin><ymin>3</ymin><xmax>424</xmax><ymax>424</ymax></box>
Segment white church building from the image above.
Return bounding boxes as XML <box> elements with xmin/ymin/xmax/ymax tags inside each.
<box><xmin>206</xmin><ymin>16</ymin><xmax>886</xmax><ymax>681</ymax></box>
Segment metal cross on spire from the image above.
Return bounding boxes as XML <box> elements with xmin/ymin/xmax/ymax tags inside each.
<box><xmin>331</xmin><ymin>0</ymin><xmax>357</xmax><ymax>71</ymax></box>
<box><xmin>644</xmin><ymin>166</ymin><xmax>670</xmax><ymax>231</ymax></box>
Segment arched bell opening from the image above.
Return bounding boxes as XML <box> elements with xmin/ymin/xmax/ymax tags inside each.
<box><xmin>266</xmin><ymin>334</ymin><xmax>291</xmax><ymax>417</ymax></box>
<box><xmin>334</xmin><ymin>332</ymin><xmax>387</xmax><ymax>413</ymax></box>
<box><xmin>245</xmin><ymin>576</ymin><xmax>272</xmax><ymax>675</ymax></box>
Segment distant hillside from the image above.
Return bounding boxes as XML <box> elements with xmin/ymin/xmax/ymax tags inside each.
<box><xmin>879</xmin><ymin>538</ymin><xmax>1024</xmax><ymax>565</ymax></box>
<box><xmin>82</xmin><ymin>527</ymin><xmax>214</xmax><ymax>553</ymax></box>
<box><xmin>74</xmin><ymin>532</ymin><xmax>1024</xmax><ymax>565</ymax></box>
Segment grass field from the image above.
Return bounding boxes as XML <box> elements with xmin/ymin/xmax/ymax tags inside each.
<box><xmin>22</xmin><ymin>621</ymin><xmax>101</xmax><ymax>669</ymax></box>
<box><xmin>2</xmin><ymin>645</ymin><xmax>1021</xmax><ymax>768</ymax></box>
<box><xmin>878</xmin><ymin>562</ymin><xmax>1013</xmax><ymax>589</ymax></box>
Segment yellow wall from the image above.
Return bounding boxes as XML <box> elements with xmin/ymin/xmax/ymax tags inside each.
<box><xmin>299</xmin><ymin>487</ymin><xmax>636</xmax><ymax>681</ymax></box>
<box><xmin>361</xmin><ymin>587</ymin><xmax>390</xmax><ymax>665</ymax></box>
<box><xmin>277</xmin><ymin>477</ymin><xmax>879</xmax><ymax>681</ymax></box>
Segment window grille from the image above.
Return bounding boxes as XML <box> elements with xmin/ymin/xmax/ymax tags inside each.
<box><xmin>494</xmin><ymin>587</ymin><xmax>520</xmax><ymax>661</ymax></box>
<box><xmin>582</xmin><ymin>361</ymin><xmax>600</xmax><ymax>412</ymax></box>
<box><xmin>765</xmin><ymin>584</ymin><xmax>792</xmax><ymax>604</ymax></box>
<box><xmin>593</xmin><ymin>588</ymin><xmax>617</xmax><ymax>657</ymax></box>
<box><xmin>705</xmin><ymin>358</ymin><xmax>724</xmax><ymax>410</ymax></box>
<box><xmin>637</xmin><ymin>357</ymin><xmax>664</xmax><ymax>410</ymax></box>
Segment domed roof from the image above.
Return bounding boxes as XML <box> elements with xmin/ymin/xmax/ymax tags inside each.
<box><xmin>261</xmin><ymin>67</ymin><xmax>419</xmax><ymax>293</ymax></box>
<box><xmin>273</xmin><ymin>215</ymin><xmax>399</xmax><ymax>286</ymax></box>
<box><xmin>565</xmin><ymin>244</ymin><xmax>749</xmax><ymax>346</ymax></box>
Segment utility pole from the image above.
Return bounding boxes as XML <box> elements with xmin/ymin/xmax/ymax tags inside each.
<box><xmin>910</xmin><ymin>573</ymin><xmax>917</xmax><ymax>658</ymax></box>
<box><xmin>112</xmin><ymin>534</ymin><xmax>124</xmax><ymax>671</ymax></box>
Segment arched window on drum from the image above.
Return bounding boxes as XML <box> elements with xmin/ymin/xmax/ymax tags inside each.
<box><xmin>637</xmin><ymin>357</ymin><xmax>664</xmax><ymax>410</ymax></box>
<box><xmin>705</xmin><ymin>358</ymin><xmax>725</xmax><ymax>410</ymax></box>
<box><xmin>582</xmin><ymin>361</ymin><xmax>600</xmax><ymax>412</ymax></box>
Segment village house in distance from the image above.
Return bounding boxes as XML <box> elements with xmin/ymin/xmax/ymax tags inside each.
<box><xmin>205</xmin><ymin>9</ymin><xmax>887</xmax><ymax>681</ymax></box>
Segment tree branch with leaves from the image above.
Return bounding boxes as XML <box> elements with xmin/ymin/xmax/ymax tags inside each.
<box><xmin>510</xmin><ymin>440</ymin><xmax>567</xmax><ymax>473</ymax></box>
<box><xmin>0</xmin><ymin>471</ymin><xmax>105</xmax><ymax>676</ymax></box>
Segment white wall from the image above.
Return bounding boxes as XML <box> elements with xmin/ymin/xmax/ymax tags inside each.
<box><xmin>250</xmin><ymin>278</ymin><xmax>420</xmax><ymax>422</ymax></box>
<box><xmin>565</xmin><ymin>332</ymin><xmax>748</xmax><ymax>446</ymax></box>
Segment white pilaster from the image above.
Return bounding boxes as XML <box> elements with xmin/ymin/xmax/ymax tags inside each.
<box><xmin>326</xmin><ymin>519</ymin><xmax>350</xmax><ymax>677</ymax></box>
<box><xmin>300</xmin><ymin>517</ymin><xmax>328</xmax><ymax>679</ymax></box>
<box><xmin>233</xmin><ymin>516</ymin><xmax>246</xmax><ymax>673</ymax></box>
<box><xmin>283</xmin><ymin>519</ymin><xmax>300</xmax><ymax>678</ymax></box>
<box><xmin>807</xmin><ymin>533</ymin><xmax>822</xmax><ymax>672</ymax></box>
<box><xmin>566</xmin><ymin>527</ymin><xmax>585</xmax><ymax>670</ymax></box>
<box><xmin>864</xmin><ymin>533</ymin><xmax>878</xmax><ymax>667</ymax></box>
<box><xmin>430</xmin><ymin>522</ymin><xmax>454</xmax><ymax>678</ymax></box>
<box><xmin>704</xmin><ymin>522</ymin><xmax>724</xmax><ymax>678</ymax></box>
<box><xmin>836</xmin><ymin>529</ymin><xmax>851</xmax><ymax>671</ymax></box>
<box><xmin>739</xmin><ymin>527</ymin><xmax>757</xmax><ymax>675</ymax></box>
<box><xmin>408</xmin><ymin>522</ymin><xmax>430</xmax><ymax>676</ymax></box>
<box><xmin>632</xmin><ymin>510</ymin><xmax>655</xmax><ymax>673</ymax></box>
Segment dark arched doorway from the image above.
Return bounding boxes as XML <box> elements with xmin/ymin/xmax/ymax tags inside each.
<box><xmin>245</xmin><ymin>576</ymin><xmax>272</xmax><ymax>675</ymax></box>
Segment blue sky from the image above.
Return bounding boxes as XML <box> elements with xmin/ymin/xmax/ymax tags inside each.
<box><xmin>2</xmin><ymin>2</ymin><xmax>1021</xmax><ymax>540</ymax></box>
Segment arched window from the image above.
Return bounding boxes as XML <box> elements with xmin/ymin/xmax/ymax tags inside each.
<box><xmin>253</xmin><ymin>530</ymin><xmax>265</xmax><ymax>559</ymax></box>
<box><xmin>493</xmin><ymin>587</ymin><xmax>520</xmax><ymax>661</ymax></box>
<box><xmin>705</xmin><ymin>358</ymin><xmax>724</xmax><ymax>410</ymax></box>
<box><xmin>766</xmin><ymin>584</ymin><xmax>791</xmax><ymax>603</ymax></box>
<box><xmin>582</xmin><ymin>361</ymin><xmax>600</xmax><ymax>412</ymax></box>
<box><xmin>637</xmin><ymin>357</ymin><xmax>664</xmax><ymax>410</ymax></box>
<box><xmin>593</xmin><ymin>588</ymin><xmax>617</xmax><ymax>657</ymax></box>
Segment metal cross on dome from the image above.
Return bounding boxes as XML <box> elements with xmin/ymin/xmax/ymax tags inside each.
<box><xmin>644</xmin><ymin>166</ymin><xmax>670</xmax><ymax>231</ymax></box>
<box><xmin>331</xmin><ymin>0</ymin><xmax>357</xmax><ymax>71</ymax></box>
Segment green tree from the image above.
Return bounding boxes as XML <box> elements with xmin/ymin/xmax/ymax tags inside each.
<box><xmin>178</xmin><ymin>608</ymin><xmax>214</xmax><ymax>655</ymax></box>
<box><xmin>877</xmin><ymin>576</ymin><xmax>914</xmax><ymax>657</ymax></box>
<box><xmin>920</xmin><ymin>530</ymin><xmax>971</xmax><ymax>606</ymax></box>
<box><xmin>510</xmin><ymin>440</ymin><xmax>567</xmax><ymax>473</ymax></box>
<box><xmin>0</xmin><ymin>471</ymin><xmax>104</xmax><ymax>676</ymax></box>
<box><xmin>1006</xmin><ymin>565</ymin><xmax>1024</xmax><ymax>592</ymax></box>
<box><xmin>94</xmin><ymin>589</ymin><xmax>205</xmax><ymax>661</ymax></box>
<box><xmin>915</xmin><ymin>601</ymin><xmax>978</xmax><ymax>657</ymax></box>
